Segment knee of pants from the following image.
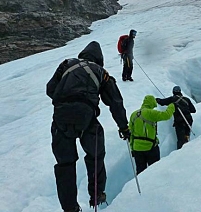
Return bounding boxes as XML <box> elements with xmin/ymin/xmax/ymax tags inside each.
<box><xmin>55</xmin><ymin>161</ymin><xmax>76</xmax><ymax>168</ymax></box>
<box><xmin>85</xmin><ymin>150</ymin><xmax>106</xmax><ymax>162</ymax></box>
<box><xmin>51</xmin><ymin>126</ymin><xmax>78</xmax><ymax>164</ymax></box>
<box><xmin>54</xmin><ymin>153</ymin><xmax>78</xmax><ymax>165</ymax></box>
<box><xmin>81</xmin><ymin>122</ymin><xmax>105</xmax><ymax>158</ymax></box>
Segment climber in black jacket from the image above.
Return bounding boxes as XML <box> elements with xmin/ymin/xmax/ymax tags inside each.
<box><xmin>46</xmin><ymin>41</ymin><xmax>129</xmax><ymax>212</ymax></box>
<box><xmin>156</xmin><ymin>86</ymin><xmax>196</xmax><ymax>149</ymax></box>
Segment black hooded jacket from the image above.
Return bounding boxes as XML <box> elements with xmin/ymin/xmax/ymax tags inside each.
<box><xmin>78</xmin><ymin>41</ymin><xmax>104</xmax><ymax>67</ymax></box>
<box><xmin>156</xmin><ymin>93</ymin><xmax>196</xmax><ymax>125</ymax></box>
<box><xmin>46</xmin><ymin>41</ymin><xmax>128</xmax><ymax>129</ymax></box>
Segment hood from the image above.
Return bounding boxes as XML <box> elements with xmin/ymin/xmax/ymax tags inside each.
<box><xmin>141</xmin><ymin>95</ymin><xmax>157</xmax><ymax>109</ymax></box>
<box><xmin>78</xmin><ymin>41</ymin><xmax>104</xmax><ymax>67</ymax></box>
<box><xmin>129</xmin><ymin>29</ymin><xmax>137</xmax><ymax>38</ymax></box>
<box><xmin>172</xmin><ymin>85</ymin><xmax>182</xmax><ymax>96</ymax></box>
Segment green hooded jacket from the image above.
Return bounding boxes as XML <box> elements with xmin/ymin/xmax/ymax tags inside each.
<box><xmin>129</xmin><ymin>95</ymin><xmax>175</xmax><ymax>151</ymax></box>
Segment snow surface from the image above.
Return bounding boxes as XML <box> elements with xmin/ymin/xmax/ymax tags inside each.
<box><xmin>0</xmin><ymin>0</ymin><xmax>201</xmax><ymax>211</ymax></box>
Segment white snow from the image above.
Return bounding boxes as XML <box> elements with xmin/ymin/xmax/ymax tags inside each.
<box><xmin>0</xmin><ymin>0</ymin><xmax>201</xmax><ymax>211</ymax></box>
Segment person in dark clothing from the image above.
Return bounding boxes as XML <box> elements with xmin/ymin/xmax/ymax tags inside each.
<box><xmin>156</xmin><ymin>86</ymin><xmax>196</xmax><ymax>149</ymax></box>
<box><xmin>46</xmin><ymin>41</ymin><xmax>129</xmax><ymax>212</ymax></box>
<box><xmin>121</xmin><ymin>29</ymin><xmax>137</xmax><ymax>81</ymax></box>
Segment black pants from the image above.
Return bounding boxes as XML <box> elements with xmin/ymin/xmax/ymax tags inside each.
<box><xmin>175</xmin><ymin>121</ymin><xmax>192</xmax><ymax>149</ymax></box>
<box><xmin>51</xmin><ymin>118</ymin><xmax>106</xmax><ymax>211</ymax></box>
<box><xmin>122</xmin><ymin>54</ymin><xmax>133</xmax><ymax>79</ymax></box>
<box><xmin>133</xmin><ymin>145</ymin><xmax>160</xmax><ymax>175</ymax></box>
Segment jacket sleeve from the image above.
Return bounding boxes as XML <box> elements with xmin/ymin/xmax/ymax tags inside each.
<box><xmin>150</xmin><ymin>103</ymin><xmax>175</xmax><ymax>122</ymax></box>
<box><xmin>46</xmin><ymin>60</ymin><xmax>68</xmax><ymax>99</ymax></box>
<box><xmin>188</xmin><ymin>100</ymin><xmax>196</xmax><ymax>113</ymax></box>
<box><xmin>100</xmin><ymin>76</ymin><xmax>128</xmax><ymax>129</ymax></box>
<box><xmin>156</xmin><ymin>96</ymin><xmax>173</xmax><ymax>106</ymax></box>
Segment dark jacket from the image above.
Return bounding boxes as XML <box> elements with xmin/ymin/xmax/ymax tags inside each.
<box><xmin>156</xmin><ymin>93</ymin><xmax>196</xmax><ymax>125</ymax></box>
<box><xmin>122</xmin><ymin>31</ymin><xmax>134</xmax><ymax>57</ymax></box>
<box><xmin>46</xmin><ymin>41</ymin><xmax>128</xmax><ymax>130</ymax></box>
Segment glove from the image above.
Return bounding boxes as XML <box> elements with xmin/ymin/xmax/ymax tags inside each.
<box><xmin>156</xmin><ymin>98</ymin><xmax>161</xmax><ymax>104</ymax></box>
<box><xmin>121</xmin><ymin>53</ymin><xmax>126</xmax><ymax>59</ymax></box>
<box><xmin>118</xmin><ymin>127</ymin><xmax>131</xmax><ymax>140</ymax></box>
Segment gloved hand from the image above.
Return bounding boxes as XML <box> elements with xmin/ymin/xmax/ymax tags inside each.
<box><xmin>121</xmin><ymin>53</ymin><xmax>126</xmax><ymax>59</ymax></box>
<box><xmin>156</xmin><ymin>98</ymin><xmax>161</xmax><ymax>104</ymax></box>
<box><xmin>118</xmin><ymin>127</ymin><xmax>131</xmax><ymax>140</ymax></box>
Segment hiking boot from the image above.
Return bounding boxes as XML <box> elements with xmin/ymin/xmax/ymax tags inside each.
<box><xmin>64</xmin><ymin>205</ymin><xmax>82</xmax><ymax>212</ymax></box>
<box><xmin>89</xmin><ymin>192</ymin><xmax>107</xmax><ymax>207</ymax></box>
<box><xmin>127</xmin><ymin>77</ymin><xmax>134</xmax><ymax>81</ymax></box>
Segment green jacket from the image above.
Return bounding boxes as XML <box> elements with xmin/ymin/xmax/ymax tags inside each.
<box><xmin>129</xmin><ymin>95</ymin><xmax>175</xmax><ymax>151</ymax></box>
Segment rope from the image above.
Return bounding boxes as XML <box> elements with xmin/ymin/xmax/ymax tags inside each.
<box><xmin>134</xmin><ymin>57</ymin><xmax>165</xmax><ymax>98</ymax></box>
<box><xmin>94</xmin><ymin>124</ymin><xmax>99</xmax><ymax>212</ymax></box>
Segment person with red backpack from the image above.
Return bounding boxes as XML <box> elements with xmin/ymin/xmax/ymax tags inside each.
<box><xmin>117</xmin><ymin>29</ymin><xmax>137</xmax><ymax>81</ymax></box>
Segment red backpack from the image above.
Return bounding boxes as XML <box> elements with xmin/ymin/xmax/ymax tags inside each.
<box><xmin>117</xmin><ymin>35</ymin><xmax>129</xmax><ymax>54</ymax></box>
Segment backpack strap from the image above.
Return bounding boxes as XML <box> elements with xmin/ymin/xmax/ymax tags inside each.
<box><xmin>175</xmin><ymin>95</ymin><xmax>189</xmax><ymax>106</ymax></box>
<box><xmin>62</xmin><ymin>60</ymin><xmax>100</xmax><ymax>89</ymax></box>
<box><xmin>132</xmin><ymin>109</ymin><xmax>157</xmax><ymax>146</ymax></box>
<box><xmin>133</xmin><ymin>110</ymin><xmax>157</xmax><ymax>128</ymax></box>
<box><xmin>82</xmin><ymin>63</ymin><xmax>100</xmax><ymax>89</ymax></box>
<box><xmin>133</xmin><ymin>136</ymin><xmax>156</xmax><ymax>143</ymax></box>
